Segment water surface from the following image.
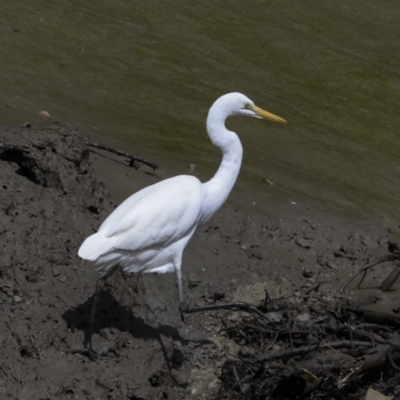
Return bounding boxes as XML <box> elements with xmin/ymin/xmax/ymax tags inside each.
<box><xmin>1</xmin><ymin>0</ymin><xmax>400</xmax><ymax>223</ymax></box>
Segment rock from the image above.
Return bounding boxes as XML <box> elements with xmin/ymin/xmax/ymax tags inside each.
<box><xmin>295</xmin><ymin>237</ymin><xmax>312</xmax><ymax>249</ymax></box>
<box><xmin>365</xmin><ymin>388</ymin><xmax>393</xmax><ymax>400</ymax></box>
<box><xmin>296</xmin><ymin>313</ymin><xmax>311</xmax><ymax>323</ymax></box>
<box><xmin>303</xmin><ymin>268</ymin><xmax>313</xmax><ymax>278</ymax></box>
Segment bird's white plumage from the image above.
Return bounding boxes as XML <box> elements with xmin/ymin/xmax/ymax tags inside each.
<box><xmin>78</xmin><ymin>92</ymin><xmax>286</xmax><ymax>279</ymax></box>
<box><xmin>79</xmin><ymin>175</ymin><xmax>204</xmax><ymax>273</ymax></box>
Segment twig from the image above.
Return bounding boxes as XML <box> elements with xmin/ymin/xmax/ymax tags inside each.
<box><xmin>380</xmin><ymin>265</ymin><xmax>400</xmax><ymax>292</ymax></box>
<box><xmin>303</xmin><ymin>282</ymin><xmax>321</xmax><ymax>296</ymax></box>
<box><xmin>86</xmin><ymin>142</ymin><xmax>158</xmax><ymax>171</ymax></box>
<box><xmin>387</xmin><ymin>345</ymin><xmax>400</xmax><ymax>372</ymax></box>
<box><xmin>341</xmin><ymin>254</ymin><xmax>400</xmax><ymax>292</ymax></box>
<box><xmin>333</xmin><ymin>252</ymin><xmax>358</xmax><ymax>261</ymax></box>
<box><xmin>257</xmin><ymin>340</ymin><xmax>372</xmax><ymax>362</ymax></box>
<box><xmin>180</xmin><ymin>301</ymin><xmax>267</xmax><ymax>319</ymax></box>
<box><xmin>347</xmin><ymin>305</ymin><xmax>400</xmax><ymax>327</ymax></box>
<box><xmin>263</xmin><ymin>289</ymin><xmax>272</xmax><ymax>308</ymax></box>
<box><xmin>232</xmin><ymin>363</ymin><xmax>244</xmax><ymax>394</ymax></box>
<box><xmin>343</xmin><ymin>322</ymin><xmax>383</xmax><ymax>344</ymax></box>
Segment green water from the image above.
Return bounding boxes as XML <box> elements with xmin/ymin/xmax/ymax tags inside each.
<box><xmin>1</xmin><ymin>0</ymin><xmax>400</xmax><ymax>222</ymax></box>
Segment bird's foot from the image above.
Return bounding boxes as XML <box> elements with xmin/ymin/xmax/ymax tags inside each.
<box><xmin>72</xmin><ymin>346</ymin><xmax>100</xmax><ymax>362</ymax></box>
<box><xmin>179</xmin><ymin>301</ymin><xmax>190</xmax><ymax>322</ymax></box>
<box><xmin>179</xmin><ymin>300</ymin><xmax>190</xmax><ymax>313</ymax></box>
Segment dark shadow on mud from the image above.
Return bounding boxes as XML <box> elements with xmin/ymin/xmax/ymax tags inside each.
<box><xmin>62</xmin><ymin>289</ymin><xmax>213</xmax><ymax>382</ymax></box>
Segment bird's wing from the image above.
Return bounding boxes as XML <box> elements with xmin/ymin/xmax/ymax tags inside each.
<box><xmin>79</xmin><ymin>175</ymin><xmax>204</xmax><ymax>260</ymax></box>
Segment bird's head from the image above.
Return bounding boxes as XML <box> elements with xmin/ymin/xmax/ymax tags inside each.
<box><xmin>211</xmin><ymin>92</ymin><xmax>287</xmax><ymax>124</ymax></box>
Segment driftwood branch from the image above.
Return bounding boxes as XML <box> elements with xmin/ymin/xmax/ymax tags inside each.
<box><xmin>86</xmin><ymin>142</ymin><xmax>158</xmax><ymax>171</ymax></box>
<box><xmin>258</xmin><ymin>340</ymin><xmax>372</xmax><ymax>362</ymax></box>
<box><xmin>346</xmin><ymin>305</ymin><xmax>400</xmax><ymax>327</ymax></box>
<box><xmin>341</xmin><ymin>254</ymin><xmax>400</xmax><ymax>292</ymax></box>
<box><xmin>217</xmin><ymin>290</ymin><xmax>400</xmax><ymax>399</ymax></box>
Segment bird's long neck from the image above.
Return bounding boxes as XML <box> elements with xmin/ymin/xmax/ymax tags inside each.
<box><xmin>201</xmin><ymin>110</ymin><xmax>243</xmax><ymax>223</ymax></box>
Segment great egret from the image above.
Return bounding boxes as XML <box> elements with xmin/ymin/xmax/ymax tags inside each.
<box><xmin>74</xmin><ymin>92</ymin><xmax>287</xmax><ymax>360</ymax></box>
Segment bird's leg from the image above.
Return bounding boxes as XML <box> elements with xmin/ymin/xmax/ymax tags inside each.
<box><xmin>176</xmin><ymin>267</ymin><xmax>188</xmax><ymax>322</ymax></box>
<box><xmin>176</xmin><ymin>267</ymin><xmax>187</xmax><ymax>310</ymax></box>
<box><xmin>176</xmin><ymin>268</ymin><xmax>265</xmax><ymax>318</ymax></box>
<box><xmin>72</xmin><ymin>265</ymin><xmax>119</xmax><ymax>361</ymax></box>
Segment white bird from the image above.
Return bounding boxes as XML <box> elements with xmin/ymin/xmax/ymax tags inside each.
<box><xmin>74</xmin><ymin>92</ymin><xmax>287</xmax><ymax>360</ymax></box>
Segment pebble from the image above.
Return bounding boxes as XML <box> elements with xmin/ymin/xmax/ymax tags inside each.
<box><xmin>239</xmin><ymin>346</ymin><xmax>256</xmax><ymax>356</ymax></box>
<box><xmin>303</xmin><ymin>268</ymin><xmax>313</xmax><ymax>278</ymax></box>
<box><xmin>295</xmin><ymin>237</ymin><xmax>312</xmax><ymax>249</ymax></box>
<box><xmin>296</xmin><ymin>313</ymin><xmax>311</xmax><ymax>323</ymax></box>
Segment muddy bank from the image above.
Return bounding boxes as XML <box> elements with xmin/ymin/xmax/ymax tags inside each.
<box><xmin>1</xmin><ymin>123</ymin><xmax>400</xmax><ymax>399</ymax></box>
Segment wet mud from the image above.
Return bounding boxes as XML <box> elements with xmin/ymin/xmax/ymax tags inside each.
<box><xmin>1</xmin><ymin>124</ymin><xmax>400</xmax><ymax>399</ymax></box>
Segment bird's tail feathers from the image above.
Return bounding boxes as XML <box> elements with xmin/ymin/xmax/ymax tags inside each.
<box><xmin>78</xmin><ymin>233</ymin><xmax>113</xmax><ymax>261</ymax></box>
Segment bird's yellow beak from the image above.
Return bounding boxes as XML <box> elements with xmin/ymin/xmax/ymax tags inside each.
<box><xmin>249</xmin><ymin>104</ymin><xmax>287</xmax><ymax>124</ymax></box>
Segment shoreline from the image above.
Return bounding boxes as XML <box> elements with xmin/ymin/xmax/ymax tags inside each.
<box><xmin>1</xmin><ymin>122</ymin><xmax>399</xmax><ymax>399</ymax></box>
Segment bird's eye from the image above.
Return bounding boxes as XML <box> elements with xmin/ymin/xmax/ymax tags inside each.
<box><xmin>244</xmin><ymin>103</ymin><xmax>251</xmax><ymax>110</ymax></box>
